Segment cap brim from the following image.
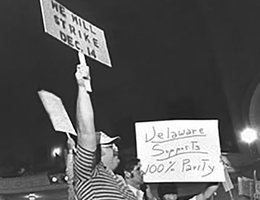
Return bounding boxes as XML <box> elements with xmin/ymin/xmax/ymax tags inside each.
<box><xmin>101</xmin><ymin>136</ymin><xmax>120</xmax><ymax>145</ymax></box>
<box><xmin>96</xmin><ymin>131</ymin><xmax>120</xmax><ymax>145</ymax></box>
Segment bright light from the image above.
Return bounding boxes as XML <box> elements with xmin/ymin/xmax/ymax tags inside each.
<box><xmin>241</xmin><ymin>128</ymin><xmax>258</xmax><ymax>144</ymax></box>
<box><xmin>64</xmin><ymin>175</ymin><xmax>69</xmax><ymax>182</ymax></box>
<box><xmin>51</xmin><ymin>176</ymin><xmax>58</xmax><ymax>183</ymax></box>
<box><xmin>24</xmin><ymin>193</ymin><xmax>41</xmax><ymax>200</ymax></box>
<box><xmin>51</xmin><ymin>147</ymin><xmax>62</xmax><ymax>157</ymax></box>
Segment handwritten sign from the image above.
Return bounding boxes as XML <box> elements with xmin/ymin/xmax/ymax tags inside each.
<box><xmin>135</xmin><ymin>120</ymin><xmax>224</xmax><ymax>182</ymax></box>
<box><xmin>38</xmin><ymin>90</ymin><xmax>77</xmax><ymax>135</ymax></box>
<box><xmin>39</xmin><ymin>0</ymin><xmax>111</xmax><ymax>67</ymax></box>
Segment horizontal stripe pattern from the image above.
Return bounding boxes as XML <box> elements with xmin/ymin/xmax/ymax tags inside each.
<box><xmin>74</xmin><ymin>145</ymin><xmax>137</xmax><ymax>200</ymax></box>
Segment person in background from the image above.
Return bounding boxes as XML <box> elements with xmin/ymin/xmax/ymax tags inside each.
<box><xmin>157</xmin><ymin>183</ymin><xmax>178</xmax><ymax>200</ymax></box>
<box><xmin>73</xmin><ymin>62</ymin><xmax>136</xmax><ymax>200</ymax></box>
<box><xmin>157</xmin><ymin>182</ymin><xmax>219</xmax><ymax>200</ymax></box>
<box><xmin>65</xmin><ymin>136</ymin><xmax>77</xmax><ymax>200</ymax></box>
<box><xmin>123</xmin><ymin>157</ymin><xmax>157</xmax><ymax>200</ymax></box>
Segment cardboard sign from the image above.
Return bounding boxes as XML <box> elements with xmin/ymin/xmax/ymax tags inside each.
<box><xmin>238</xmin><ymin>176</ymin><xmax>260</xmax><ymax>198</ymax></box>
<box><xmin>39</xmin><ymin>0</ymin><xmax>111</xmax><ymax>67</ymax></box>
<box><xmin>38</xmin><ymin>90</ymin><xmax>77</xmax><ymax>135</ymax></box>
<box><xmin>222</xmin><ymin>168</ymin><xmax>234</xmax><ymax>192</ymax></box>
<box><xmin>135</xmin><ymin>120</ymin><xmax>224</xmax><ymax>182</ymax></box>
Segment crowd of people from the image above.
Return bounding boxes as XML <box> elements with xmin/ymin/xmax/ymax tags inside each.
<box><xmin>64</xmin><ymin>61</ymin><xmax>222</xmax><ymax>200</ymax></box>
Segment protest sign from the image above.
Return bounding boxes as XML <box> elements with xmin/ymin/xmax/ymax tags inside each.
<box><xmin>38</xmin><ymin>90</ymin><xmax>77</xmax><ymax>136</ymax></box>
<box><xmin>39</xmin><ymin>0</ymin><xmax>111</xmax><ymax>67</ymax></box>
<box><xmin>238</xmin><ymin>176</ymin><xmax>260</xmax><ymax>198</ymax></box>
<box><xmin>135</xmin><ymin>120</ymin><xmax>224</xmax><ymax>182</ymax></box>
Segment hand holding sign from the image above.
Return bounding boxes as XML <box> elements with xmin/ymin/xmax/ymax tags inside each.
<box><xmin>75</xmin><ymin>52</ymin><xmax>92</xmax><ymax>92</ymax></box>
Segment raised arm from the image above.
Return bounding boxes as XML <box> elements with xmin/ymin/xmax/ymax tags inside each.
<box><xmin>75</xmin><ymin>63</ymin><xmax>96</xmax><ymax>151</ymax></box>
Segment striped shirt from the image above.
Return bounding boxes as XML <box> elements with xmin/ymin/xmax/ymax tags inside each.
<box><xmin>74</xmin><ymin>145</ymin><xmax>137</xmax><ymax>200</ymax></box>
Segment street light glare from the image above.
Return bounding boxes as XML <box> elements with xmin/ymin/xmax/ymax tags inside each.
<box><xmin>241</xmin><ymin>128</ymin><xmax>258</xmax><ymax>144</ymax></box>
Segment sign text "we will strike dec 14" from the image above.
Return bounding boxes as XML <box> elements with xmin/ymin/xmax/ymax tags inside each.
<box><xmin>40</xmin><ymin>0</ymin><xmax>111</xmax><ymax>67</ymax></box>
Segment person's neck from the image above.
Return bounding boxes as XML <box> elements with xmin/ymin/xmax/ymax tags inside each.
<box><xmin>102</xmin><ymin>161</ymin><xmax>114</xmax><ymax>172</ymax></box>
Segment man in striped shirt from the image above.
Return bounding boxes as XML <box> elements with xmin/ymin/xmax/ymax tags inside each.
<box><xmin>74</xmin><ymin>63</ymin><xmax>137</xmax><ymax>200</ymax></box>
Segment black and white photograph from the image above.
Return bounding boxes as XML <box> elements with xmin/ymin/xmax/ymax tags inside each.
<box><xmin>0</xmin><ymin>0</ymin><xmax>260</xmax><ymax>199</ymax></box>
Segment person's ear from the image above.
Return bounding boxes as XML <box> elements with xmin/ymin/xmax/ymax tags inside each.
<box><xmin>100</xmin><ymin>148</ymin><xmax>106</xmax><ymax>156</ymax></box>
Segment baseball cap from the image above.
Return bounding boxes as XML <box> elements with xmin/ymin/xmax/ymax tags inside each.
<box><xmin>96</xmin><ymin>131</ymin><xmax>120</xmax><ymax>145</ymax></box>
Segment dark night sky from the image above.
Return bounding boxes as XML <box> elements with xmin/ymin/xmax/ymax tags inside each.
<box><xmin>2</xmin><ymin>0</ymin><xmax>260</xmax><ymax>175</ymax></box>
